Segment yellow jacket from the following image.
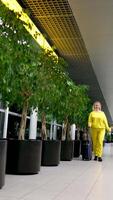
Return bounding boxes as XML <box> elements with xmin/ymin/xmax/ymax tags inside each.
<box><xmin>88</xmin><ymin>111</ymin><xmax>111</xmax><ymax>132</ymax></box>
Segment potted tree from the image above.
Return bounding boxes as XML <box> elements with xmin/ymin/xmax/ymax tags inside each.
<box><xmin>0</xmin><ymin>2</ymin><xmax>44</xmax><ymax>174</ymax></box>
<box><xmin>37</xmin><ymin>55</ymin><xmax>69</xmax><ymax>166</ymax></box>
<box><xmin>53</xmin><ymin>80</ymin><xmax>90</xmax><ymax>161</ymax></box>
<box><xmin>0</xmin><ymin>2</ymin><xmax>73</xmax><ymax>171</ymax></box>
<box><xmin>73</xmin><ymin>86</ymin><xmax>91</xmax><ymax>158</ymax></box>
<box><xmin>52</xmin><ymin>79</ymin><xmax>77</xmax><ymax>161</ymax></box>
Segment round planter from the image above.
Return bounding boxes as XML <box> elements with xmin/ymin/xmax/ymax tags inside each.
<box><xmin>41</xmin><ymin>140</ymin><xmax>61</xmax><ymax>166</ymax></box>
<box><xmin>60</xmin><ymin>140</ymin><xmax>74</xmax><ymax>161</ymax></box>
<box><xmin>6</xmin><ymin>139</ymin><xmax>42</xmax><ymax>175</ymax></box>
<box><xmin>0</xmin><ymin>139</ymin><xmax>7</xmax><ymax>189</ymax></box>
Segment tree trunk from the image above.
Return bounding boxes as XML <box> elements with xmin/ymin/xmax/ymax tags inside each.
<box><xmin>70</xmin><ymin>124</ymin><xmax>76</xmax><ymax>140</ymax></box>
<box><xmin>29</xmin><ymin>107</ymin><xmax>38</xmax><ymax>140</ymax></box>
<box><xmin>62</xmin><ymin>117</ymin><xmax>68</xmax><ymax>140</ymax></box>
<box><xmin>41</xmin><ymin>112</ymin><xmax>47</xmax><ymax>140</ymax></box>
<box><xmin>66</xmin><ymin>122</ymin><xmax>72</xmax><ymax>141</ymax></box>
<box><xmin>18</xmin><ymin>100</ymin><xmax>28</xmax><ymax>140</ymax></box>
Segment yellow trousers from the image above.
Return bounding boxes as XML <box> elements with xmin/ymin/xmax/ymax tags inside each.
<box><xmin>91</xmin><ymin>128</ymin><xmax>105</xmax><ymax>157</ymax></box>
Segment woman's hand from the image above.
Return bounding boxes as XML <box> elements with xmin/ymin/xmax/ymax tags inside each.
<box><xmin>110</xmin><ymin>126</ymin><xmax>113</xmax><ymax>132</ymax></box>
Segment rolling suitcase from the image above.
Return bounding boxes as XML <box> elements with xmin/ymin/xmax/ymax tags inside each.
<box><xmin>81</xmin><ymin>129</ymin><xmax>92</xmax><ymax>160</ymax></box>
<box><xmin>82</xmin><ymin>140</ymin><xmax>92</xmax><ymax>160</ymax></box>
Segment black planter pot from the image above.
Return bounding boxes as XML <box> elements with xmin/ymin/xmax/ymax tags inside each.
<box><xmin>74</xmin><ymin>140</ymin><xmax>81</xmax><ymax>157</ymax></box>
<box><xmin>6</xmin><ymin>139</ymin><xmax>42</xmax><ymax>175</ymax></box>
<box><xmin>0</xmin><ymin>139</ymin><xmax>7</xmax><ymax>189</ymax></box>
<box><xmin>60</xmin><ymin>140</ymin><xmax>74</xmax><ymax>161</ymax></box>
<box><xmin>41</xmin><ymin>140</ymin><xmax>61</xmax><ymax>166</ymax></box>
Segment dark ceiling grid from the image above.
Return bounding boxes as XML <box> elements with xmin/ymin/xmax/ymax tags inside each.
<box><xmin>17</xmin><ymin>0</ymin><xmax>112</xmax><ymax>121</ymax></box>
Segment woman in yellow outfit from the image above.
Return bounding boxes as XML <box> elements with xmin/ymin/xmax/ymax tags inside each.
<box><xmin>88</xmin><ymin>101</ymin><xmax>111</xmax><ymax>162</ymax></box>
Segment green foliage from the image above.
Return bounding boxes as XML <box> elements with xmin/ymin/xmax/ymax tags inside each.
<box><xmin>73</xmin><ymin>85</ymin><xmax>92</xmax><ymax>128</ymax></box>
<box><xmin>105</xmin><ymin>133</ymin><xmax>111</xmax><ymax>143</ymax></box>
<box><xmin>0</xmin><ymin>2</ymin><xmax>71</xmax><ymax>139</ymax></box>
<box><xmin>0</xmin><ymin>2</ymin><xmax>41</xmax><ymax>109</ymax></box>
<box><xmin>38</xmin><ymin>55</ymin><xmax>69</xmax><ymax>116</ymax></box>
<box><xmin>52</xmin><ymin>77</ymin><xmax>91</xmax><ymax>128</ymax></box>
<box><xmin>0</xmin><ymin>2</ymin><xmax>92</xmax><ymax>139</ymax></box>
<box><xmin>0</xmin><ymin>2</ymin><xmax>67</xmax><ymax>111</ymax></box>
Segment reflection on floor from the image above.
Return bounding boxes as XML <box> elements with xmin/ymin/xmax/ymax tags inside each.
<box><xmin>0</xmin><ymin>143</ymin><xmax>113</xmax><ymax>200</ymax></box>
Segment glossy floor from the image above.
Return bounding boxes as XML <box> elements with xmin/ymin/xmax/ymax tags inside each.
<box><xmin>0</xmin><ymin>143</ymin><xmax>113</xmax><ymax>200</ymax></box>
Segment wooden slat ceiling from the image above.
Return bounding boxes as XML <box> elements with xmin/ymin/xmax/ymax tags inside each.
<box><xmin>17</xmin><ymin>0</ymin><xmax>112</xmax><ymax>121</ymax></box>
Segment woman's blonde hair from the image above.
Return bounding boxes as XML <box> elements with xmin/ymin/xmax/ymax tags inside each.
<box><xmin>92</xmin><ymin>101</ymin><xmax>102</xmax><ymax>111</ymax></box>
